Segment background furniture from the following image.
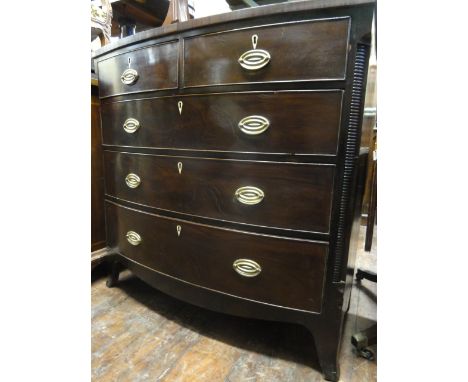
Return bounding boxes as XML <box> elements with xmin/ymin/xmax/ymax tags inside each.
<box><xmin>110</xmin><ymin>0</ymin><xmax>170</xmax><ymax>36</ymax></box>
<box><xmin>360</xmin><ymin>11</ymin><xmax>377</xmax><ymax>228</ymax></box>
<box><xmin>365</xmin><ymin>139</ymin><xmax>377</xmax><ymax>251</ymax></box>
<box><xmin>91</xmin><ymin>0</ymin><xmax>113</xmax><ymax>45</ymax></box>
<box><xmin>352</xmin><ymin>135</ymin><xmax>377</xmax><ymax>361</ymax></box>
<box><xmin>91</xmin><ymin>78</ymin><xmax>107</xmax><ymax>265</ymax></box>
<box><xmin>91</xmin><ymin>1</ymin><xmax>195</xmax><ymax>45</ymax></box>
<box><xmin>93</xmin><ymin>1</ymin><xmax>375</xmax><ymax>380</ymax></box>
<box><xmin>163</xmin><ymin>0</ymin><xmax>195</xmax><ymax>25</ymax></box>
<box><xmin>226</xmin><ymin>0</ymin><xmax>294</xmax><ymax>10</ymax></box>
<box><xmin>351</xmin><ymin>267</ymin><xmax>377</xmax><ymax>359</ymax></box>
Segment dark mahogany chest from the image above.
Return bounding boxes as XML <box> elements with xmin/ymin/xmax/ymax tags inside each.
<box><xmin>93</xmin><ymin>1</ymin><xmax>374</xmax><ymax>380</ymax></box>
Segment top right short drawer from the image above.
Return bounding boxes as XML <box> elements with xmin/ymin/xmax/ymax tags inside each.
<box><xmin>183</xmin><ymin>18</ymin><xmax>350</xmax><ymax>88</ymax></box>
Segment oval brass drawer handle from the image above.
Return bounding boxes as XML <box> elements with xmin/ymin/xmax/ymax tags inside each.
<box><xmin>238</xmin><ymin>50</ymin><xmax>271</xmax><ymax>70</ymax></box>
<box><xmin>238</xmin><ymin>34</ymin><xmax>271</xmax><ymax>71</ymax></box>
<box><xmin>233</xmin><ymin>259</ymin><xmax>262</xmax><ymax>277</ymax></box>
<box><xmin>123</xmin><ymin>118</ymin><xmax>140</xmax><ymax>133</ymax></box>
<box><xmin>125</xmin><ymin>173</ymin><xmax>141</xmax><ymax>188</ymax></box>
<box><xmin>238</xmin><ymin>115</ymin><xmax>270</xmax><ymax>135</ymax></box>
<box><xmin>235</xmin><ymin>186</ymin><xmax>264</xmax><ymax>205</ymax></box>
<box><xmin>126</xmin><ymin>231</ymin><xmax>142</xmax><ymax>246</ymax></box>
<box><xmin>120</xmin><ymin>68</ymin><xmax>139</xmax><ymax>85</ymax></box>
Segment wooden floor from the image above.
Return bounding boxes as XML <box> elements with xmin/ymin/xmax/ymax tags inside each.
<box><xmin>92</xmin><ymin>225</ymin><xmax>377</xmax><ymax>382</ymax></box>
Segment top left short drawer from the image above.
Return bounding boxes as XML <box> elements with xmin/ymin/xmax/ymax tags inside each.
<box><xmin>97</xmin><ymin>41</ymin><xmax>179</xmax><ymax>98</ymax></box>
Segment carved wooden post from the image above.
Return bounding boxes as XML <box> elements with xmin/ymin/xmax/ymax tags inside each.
<box><xmin>163</xmin><ymin>0</ymin><xmax>194</xmax><ymax>25</ymax></box>
<box><xmin>91</xmin><ymin>0</ymin><xmax>113</xmax><ymax>46</ymax></box>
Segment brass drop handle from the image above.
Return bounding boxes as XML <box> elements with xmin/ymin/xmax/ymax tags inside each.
<box><xmin>233</xmin><ymin>259</ymin><xmax>262</xmax><ymax>277</ymax></box>
<box><xmin>123</xmin><ymin>118</ymin><xmax>140</xmax><ymax>133</ymax></box>
<box><xmin>120</xmin><ymin>68</ymin><xmax>139</xmax><ymax>85</ymax></box>
<box><xmin>238</xmin><ymin>115</ymin><xmax>270</xmax><ymax>135</ymax></box>
<box><xmin>126</xmin><ymin>231</ymin><xmax>142</xmax><ymax>246</ymax></box>
<box><xmin>235</xmin><ymin>186</ymin><xmax>264</xmax><ymax>205</ymax></box>
<box><xmin>125</xmin><ymin>173</ymin><xmax>141</xmax><ymax>188</ymax></box>
<box><xmin>238</xmin><ymin>34</ymin><xmax>271</xmax><ymax>70</ymax></box>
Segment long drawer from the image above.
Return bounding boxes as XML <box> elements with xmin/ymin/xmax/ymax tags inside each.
<box><xmin>183</xmin><ymin>18</ymin><xmax>350</xmax><ymax>87</ymax></box>
<box><xmin>106</xmin><ymin>201</ymin><xmax>328</xmax><ymax>312</ymax></box>
<box><xmin>98</xmin><ymin>41</ymin><xmax>179</xmax><ymax>98</ymax></box>
<box><xmin>104</xmin><ymin>151</ymin><xmax>334</xmax><ymax>233</ymax></box>
<box><xmin>101</xmin><ymin>91</ymin><xmax>343</xmax><ymax>155</ymax></box>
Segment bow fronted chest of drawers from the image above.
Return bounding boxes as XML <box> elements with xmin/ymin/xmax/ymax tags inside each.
<box><xmin>93</xmin><ymin>1</ymin><xmax>374</xmax><ymax>380</ymax></box>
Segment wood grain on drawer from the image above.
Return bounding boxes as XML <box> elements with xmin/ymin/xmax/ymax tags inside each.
<box><xmin>106</xmin><ymin>201</ymin><xmax>327</xmax><ymax>312</ymax></box>
<box><xmin>98</xmin><ymin>41</ymin><xmax>179</xmax><ymax>98</ymax></box>
<box><xmin>183</xmin><ymin>18</ymin><xmax>349</xmax><ymax>87</ymax></box>
<box><xmin>101</xmin><ymin>91</ymin><xmax>342</xmax><ymax>155</ymax></box>
<box><xmin>104</xmin><ymin>152</ymin><xmax>334</xmax><ymax>233</ymax></box>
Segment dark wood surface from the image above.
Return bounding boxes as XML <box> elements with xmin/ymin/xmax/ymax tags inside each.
<box><xmin>103</xmin><ymin>151</ymin><xmax>335</xmax><ymax>233</ymax></box>
<box><xmin>98</xmin><ymin>41</ymin><xmax>179</xmax><ymax>98</ymax></box>
<box><xmin>93</xmin><ymin>0</ymin><xmax>374</xmax><ymax>59</ymax></box>
<box><xmin>94</xmin><ymin>2</ymin><xmax>375</xmax><ymax>380</ymax></box>
<box><xmin>91</xmin><ymin>85</ymin><xmax>106</xmax><ymax>252</ymax></box>
<box><xmin>360</xmin><ymin>58</ymin><xmax>376</xmax><ymax>221</ymax></box>
<box><xmin>184</xmin><ymin>18</ymin><xmax>349</xmax><ymax>87</ymax></box>
<box><xmin>101</xmin><ymin>90</ymin><xmax>343</xmax><ymax>155</ymax></box>
<box><xmin>106</xmin><ymin>201</ymin><xmax>328</xmax><ymax>312</ymax></box>
<box><xmin>110</xmin><ymin>0</ymin><xmax>170</xmax><ymax>33</ymax></box>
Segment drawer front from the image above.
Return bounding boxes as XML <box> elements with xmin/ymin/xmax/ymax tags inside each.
<box><xmin>104</xmin><ymin>152</ymin><xmax>334</xmax><ymax>233</ymax></box>
<box><xmin>106</xmin><ymin>202</ymin><xmax>327</xmax><ymax>312</ymax></box>
<box><xmin>98</xmin><ymin>41</ymin><xmax>179</xmax><ymax>98</ymax></box>
<box><xmin>101</xmin><ymin>91</ymin><xmax>342</xmax><ymax>155</ymax></box>
<box><xmin>184</xmin><ymin>18</ymin><xmax>349</xmax><ymax>87</ymax></box>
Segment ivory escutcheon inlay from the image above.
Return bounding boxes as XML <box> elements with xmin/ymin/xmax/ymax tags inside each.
<box><xmin>233</xmin><ymin>259</ymin><xmax>262</xmax><ymax>277</ymax></box>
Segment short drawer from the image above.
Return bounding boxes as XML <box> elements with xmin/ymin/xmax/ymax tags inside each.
<box><xmin>104</xmin><ymin>152</ymin><xmax>334</xmax><ymax>233</ymax></box>
<box><xmin>98</xmin><ymin>41</ymin><xmax>179</xmax><ymax>98</ymax></box>
<box><xmin>101</xmin><ymin>91</ymin><xmax>343</xmax><ymax>155</ymax></box>
<box><xmin>183</xmin><ymin>18</ymin><xmax>349</xmax><ymax>87</ymax></box>
<box><xmin>106</xmin><ymin>202</ymin><xmax>327</xmax><ymax>312</ymax></box>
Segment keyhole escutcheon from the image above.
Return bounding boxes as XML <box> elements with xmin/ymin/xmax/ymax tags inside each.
<box><xmin>252</xmin><ymin>34</ymin><xmax>258</xmax><ymax>49</ymax></box>
<box><xmin>178</xmin><ymin>101</ymin><xmax>183</xmax><ymax>115</ymax></box>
